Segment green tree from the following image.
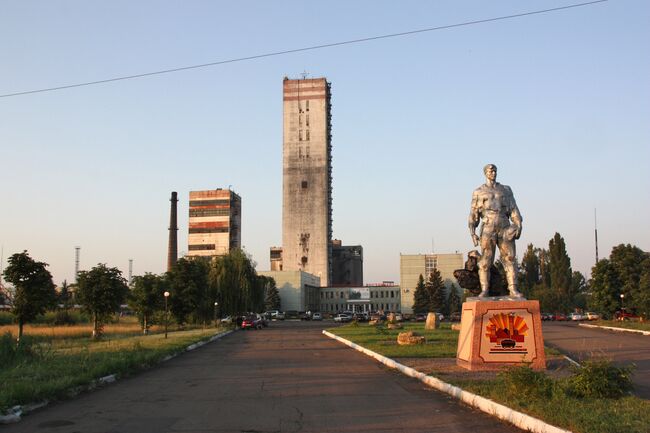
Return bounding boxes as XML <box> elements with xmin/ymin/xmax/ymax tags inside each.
<box><xmin>209</xmin><ymin>249</ymin><xmax>262</xmax><ymax>316</ymax></box>
<box><xmin>549</xmin><ymin>233</ymin><xmax>572</xmax><ymax>300</ymax></box>
<box><xmin>130</xmin><ymin>273</ymin><xmax>168</xmax><ymax>334</ymax></box>
<box><xmin>427</xmin><ymin>269</ymin><xmax>447</xmax><ymax>313</ymax></box>
<box><xmin>571</xmin><ymin>271</ymin><xmax>588</xmax><ymax>310</ymax></box>
<box><xmin>588</xmin><ymin>259</ymin><xmax>621</xmax><ymax>317</ymax></box>
<box><xmin>76</xmin><ymin>264</ymin><xmax>129</xmax><ymax>339</ymax></box>
<box><xmin>167</xmin><ymin>257</ymin><xmax>211</xmax><ymax>326</ymax></box>
<box><xmin>263</xmin><ymin>277</ymin><xmax>281</xmax><ymax>311</ymax></box>
<box><xmin>518</xmin><ymin>244</ymin><xmax>540</xmax><ymax>298</ymax></box>
<box><xmin>609</xmin><ymin>244</ymin><xmax>649</xmax><ymax>305</ymax></box>
<box><xmin>412</xmin><ymin>274</ymin><xmax>429</xmax><ymax>314</ymax></box>
<box><xmin>538</xmin><ymin>248</ymin><xmax>551</xmax><ymax>288</ymax></box>
<box><xmin>636</xmin><ymin>258</ymin><xmax>650</xmax><ymax>319</ymax></box>
<box><xmin>447</xmin><ymin>285</ymin><xmax>462</xmax><ymax>315</ymax></box>
<box><xmin>58</xmin><ymin>280</ymin><xmax>73</xmax><ymax>309</ymax></box>
<box><xmin>2</xmin><ymin>251</ymin><xmax>57</xmax><ymax>342</ymax></box>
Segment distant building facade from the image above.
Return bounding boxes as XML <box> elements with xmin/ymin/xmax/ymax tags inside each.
<box><xmin>259</xmin><ymin>270</ymin><xmax>320</xmax><ymax>312</ymax></box>
<box><xmin>280</xmin><ymin>77</ymin><xmax>333</xmax><ymax>286</ymax></box>
<box><xmin>187</xmin><ymin>189</ymin><xmax>241</xmax><ymax>257</ymax></box>
<box><xmin>400</xmin><ymin>253</ymin><xmax>463</xmax><ymax>314</ymax></box>
<box><xmin>330</xmin><ymin>240</ymin><xmax>363</xmax><ymax>287</ymax></box>
<box><xmin>319</xmin><ymin>282</ymin><xmax>400</xmax><ymax>314</ymax></box>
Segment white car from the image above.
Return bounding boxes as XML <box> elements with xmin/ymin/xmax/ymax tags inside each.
<box><xmin>334</xmin><ymin>314</ymin><xmax>351</xmax><ymax>323</ymax></box>
<box><xmin>585</xmin><ymin>312</ymin><xmax>600</xmax><ymax>321</ymax></box>
<box><xmin>569</xmin><ymin>313</ymin><xmax>585</xmax><ymax>321</ymax></box>
<box><xmin>312</xmin><ymin>312</ymin><xmax>323</xmax><ymax>321</ymax></box>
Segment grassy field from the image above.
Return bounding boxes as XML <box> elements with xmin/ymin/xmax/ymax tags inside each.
<box><xmin>0</xmin><ymin>326</ymin><xmax>228</xmax><ymax>412</ymax></box>
<box><xmin>329</xmin><ymin>322</ymin><xmax>650</xmax><ymax>433</ymax></box>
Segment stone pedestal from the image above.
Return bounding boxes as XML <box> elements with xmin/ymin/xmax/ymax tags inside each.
<box><xmin>456</xmin><ymin>299</ymin><xmax>545</xmax><ymax>371</ymax></box>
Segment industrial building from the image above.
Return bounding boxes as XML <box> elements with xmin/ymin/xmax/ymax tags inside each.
<box><xmin>319</xmin><ymin>282</ymin><xmax>400</xmax><ymax>314</ymax></box>
<box><xmin>400</xmin><ymin>253</ymin><xmax>463</xmax><ymax>314</ymax></box>
<box><xmin>187</xmin><ymin>189</ymin><xmax>241</xmax><ymax>257</ymax></box>
<box><xmin>258</xmin><ymin>270</ymin><xmax>320</xmax><ymax>312</ymax></box>
<box><xmin>278</xmin><ymin>77</ymin><xmax>333</xmax><ymax>286</ymax></box>
<box><xmin>330</xmin><ymin>240</ymin><xmax>363</xmax><ymax>286</ymax></box>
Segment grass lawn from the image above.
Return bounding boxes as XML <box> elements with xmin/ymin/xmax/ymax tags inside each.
<box><xmin>590</xmin><ymin>320</ymin><xmax>650</xmax><ymax>332</ymax></box>
<box><xmin>0</xmin><ymin>326</ymin><xmax>228</xmax><ymax>412</ymax></box>
<box><xmin>329</xmin><ymin>322</ymin><xmax>650</xmax><ymax>433</ymax></box>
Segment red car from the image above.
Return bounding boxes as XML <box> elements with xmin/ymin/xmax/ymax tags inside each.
<box><xmin>614</xmin><ymin>308</ymin><xmax>640</xmax><ymax>321</ymax></box>
<box><xmin>241</xmin><ymin>315</ymin><xmax>263</xmax><ymax>330</ymax></box>
<box><xmin>553</xmin><ymin>313</ymin><xmax>567</xmax><ymax>321</ymax></box>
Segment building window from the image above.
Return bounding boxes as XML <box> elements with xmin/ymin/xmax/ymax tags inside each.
<box><xmin>305</xmin><ymin>130</ymin><xmax>310</xmax><ymax>141</ymax></box>
<box><xmin>299</xmin><ymin>115</ymin><xmax>302</xmax><ymax>126</ymax></box>
<box><xmin>301</xmin><ymin>181</ymin><xmax>308</xmax><ymax>189</ymax></box>
<box><xmin>299</xmin><ymin>130</ymin><xmax>302</xmax><ymax>141</ymax></box>
<box><xmin>391</xmin><ymin>291</ymin><xmax>395</xmax><ymax>298</ymax></box>
<box><xmin>306</xmin><ymin>100</ymin><xmax>309</xmax><ymax>111</ymax></box>
<box><xmin>306</xmin><ymin>114</ymin><xmax>309</xmax><ymax>126</ymax></box>
<box><xmin>188</xmin><ymin>244</ymin><xmax>216</xmax><ymax>251</ymax></box>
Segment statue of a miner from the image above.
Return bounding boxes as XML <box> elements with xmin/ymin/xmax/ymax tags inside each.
<box><xmin>469</xmin><ymin>164</ymin><xmax>523</xmax><ymax>298</ymax></box>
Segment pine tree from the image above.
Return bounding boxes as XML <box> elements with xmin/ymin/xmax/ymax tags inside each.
<box><xmin>549</xmin><ymin>233</ymin><xmax>572</xmax><ymax>298</ymax></box>
<box><xmin>518</xmin><ymin>244</ymin><xmax>540</xmax><ymax>297</ymax></box>
<box><xmin>264</xmin><ymin>277</ymin><xmax>281</xmax><ymax>310</ymax></box>
<box><xmin>427</xmin><ymin>269</ymin><xmax>447</xmax><ymax>313</ymax></box>
<box><xmin>412</xmin><ymin>274</ymin><xmax>429</xmax><ymax>314</ymax></box>
<box><xmin>447</xmin><ymin>285</ymin><xmax>462</xmax><ymax>315</ymax></box>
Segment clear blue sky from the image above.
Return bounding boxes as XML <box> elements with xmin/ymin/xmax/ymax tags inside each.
<box><xmin>1</xmin><ymin>0</ymin><xmax>648</xmax><ymax>286</ymax></box>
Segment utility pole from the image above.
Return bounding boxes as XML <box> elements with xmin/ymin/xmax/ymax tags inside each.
<box><xmin>128</xmin><ymin>259</ymin><xmax>133</xmax><ymax>286</ymax></box>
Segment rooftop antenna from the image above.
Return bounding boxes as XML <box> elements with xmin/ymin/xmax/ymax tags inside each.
<box><xmin>74</xmin><ymin>246</ymin><xmax>81</xmax><ymax>283</ymax></box>
<box><xmin>594</xmin><ymin>208</ymin><xmax>599</xmax><ymax>264</ymax></box>
<box><xmin>300</xmin><ymin>70</ymin><xmax>309</xmax><ymax>79</ymax></box>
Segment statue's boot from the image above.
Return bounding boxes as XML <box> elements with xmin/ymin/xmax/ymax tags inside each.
<box><xmin>478</xmin><ymin>271</ymin><xmax>489</xmax><ymax>298</ymax></box>
<box><xmin>506</xmin><ymin>273</ymin><xmax>523</xmax><ymax>298</ymax></box>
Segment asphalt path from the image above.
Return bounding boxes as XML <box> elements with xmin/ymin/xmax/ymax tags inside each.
<box><xmin>542</xmin><ymin>321</ymin><xmax>650</xmax><ymax>398</ymax></box>
<box><xmin>4</xmin><ymin>321</ymin><xmax>522</xmax><ymax>433</ymax></box>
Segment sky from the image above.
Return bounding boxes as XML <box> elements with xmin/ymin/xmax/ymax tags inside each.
<box><xmin>1</xmin><ymin>0</ymin><xmax>648</xmax><ymax>287</ymax></box>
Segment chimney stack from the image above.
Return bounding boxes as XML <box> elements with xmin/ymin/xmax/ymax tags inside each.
<box><xmin>167</xmin><ymin>192</ymin><xmax>178</xmax><ymax>272</ymax></box>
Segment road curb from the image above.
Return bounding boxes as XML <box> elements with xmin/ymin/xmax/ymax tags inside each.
<box><xmin>579</xmin><ymin>323</ymin><xmax>650</xmax><ymax>336</ymax></box>
<box><xmin>322</xmin><ymin>330</ymin><xmax>571</xmax><ymax>433</ymax></box>
<box><xmin>0</xmin><ymin>330</ymin><xmax>233</xmax><ymax>425</ymax></box>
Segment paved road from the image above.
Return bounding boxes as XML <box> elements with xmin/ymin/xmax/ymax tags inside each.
<box><xmin>5</xmin><ymin>321</ymin><xmax>522</xmax><ymax>433</ymax></box>
<box><xmin>542</xmin><ymin>321</ymin><xmax>650</xmax><ymax>398</ymax></box>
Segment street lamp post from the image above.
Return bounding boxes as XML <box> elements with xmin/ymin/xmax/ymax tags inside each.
<box><xmin>620</xmin><ymin>293</ymin><xmax>625</xmax><ymax>309</ymax></box>
<box><xmin>214</xmin><ymin>301</ymin><xmax>219</xmax><ymax>327</ymax></box>
<box><xmin>164</xmin><ymin>291</ymin><xmax>170</xmax><ymax>339</ymax></box>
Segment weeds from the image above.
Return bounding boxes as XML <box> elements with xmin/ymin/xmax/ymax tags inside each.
<box><xmin>564</xmin><ymin>360</ymin><xmax>634</xmax><ymax>398</ymax></box>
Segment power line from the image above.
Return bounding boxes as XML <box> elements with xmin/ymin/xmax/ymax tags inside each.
<box><xmin>0</xmin><ymin>0</ymin><xmax>607</xmax><ymax>99</ymax></box>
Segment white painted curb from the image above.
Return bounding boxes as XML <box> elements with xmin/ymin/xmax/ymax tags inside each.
<box><xmin>323</xmin><ymin>330</ymin><xmax>572</xmax><ymax>433</ymax></box>
<box><xmin>579</xmin><ymin>323</ymin><xmax>650</xmax><ymax>336</ymax></box>
<box><xmin>0</xmin><ymin>330</ymin><xmax>233</xmax><ymax>424</ymax></box>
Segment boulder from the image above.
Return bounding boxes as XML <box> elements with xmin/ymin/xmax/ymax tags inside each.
<box><xmin>387</xmin><ymin>323</ymin><xmax>402</xmax><ymax>330</ymax></box>
<box><xmin>397</xmin><ymin>331</ymin><xmax>425</xmax><ymax>345</ymax></box>
<box><xmin>451</xmin><ymin>323</ymin><xmax>462</xmax><ymax>331</ymax></box>
<box><xmin>387</xmin><ymin>312</ymin><xmax>396</xmax><ymax>324</ymax></box>
<box><xmin>425</xmin><ymin>312</ymin><xmax>439</xmax><ymax>330</ymax></box>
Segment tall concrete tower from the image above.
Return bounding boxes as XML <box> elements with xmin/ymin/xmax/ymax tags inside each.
<box><xmin>187</xmin><ymin>188</ymin><xmax>241</xmax><ymax>257</ymax></box>
<box><xmin>281</xmin><ymin>77</ymin><xmax>332</xmax><ymax>286</ymax></box>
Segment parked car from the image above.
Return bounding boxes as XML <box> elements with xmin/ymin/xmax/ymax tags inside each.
<box><xmin>541</xmin><ymin>312</ymin><xmax>554</xmax><ymax>321</ymax></box>
<box><xmin>257</xmin><ymin>313</ymin><xmax>269</xmax><ymax>327</ymax></box>
<box><xmin>299</xmin><ymin>311</ymin><xmax>311</xmax><ymax>320</ymax></box>
<box><xmin>614</xmin><ymin>308</ymin><xmax>640</xmax><ymax>321</ymax></box>
<box><xmin>220</xmin><ymin>315</ymin><xmax>233</xmax><ymax>324</ymax></box>
<box><xmin>394</xmin><ymin>313</ymin><xmax>403</xmax><ymax>322</ymax></box>
<box><xmin>449</xmin><ymin>312</ymin><xmax>461</xmax><ymax>322</ymax></box>
<box><xmin>334</xmin><ymin>313</ymin><xmax>352</xmax><ymax>323</ymax></box>
<box><xmin>569</xmin><ymin>312</ymin><xmax>585</xmax><ymax>321</ymax></box>
<box><xmin>585</xmin><ymin>312</ymin><xmax>600</xmax><ymax>321</ymax></box>
<box><xmin>241</xmin><ymin>315</ymin><xmax>263</xmax><ymax>330</ymax></box>
<box><xmin>414</xmin><ymin>313</ymin><xmax>427</xmax><ymax>322</ymax></box>
<box><xmin>312</xmin><ymin>312</ymin><xmax>322</xmax><ymax>321</ymax></box>
<box><xmin>275</xmin><ymin>311</ymin><xmax>286</xmax><ymax>320</ymax></box>
<box><xmin>553</xmin><ymin>313</ymin><xmax>567</xmax><ymax>321</ymax></box>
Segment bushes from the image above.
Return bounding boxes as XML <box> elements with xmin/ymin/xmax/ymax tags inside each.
<box><xmin>564</xmin><ymin>360</ymin><xmax>634</xmax><ymax>398</ymax></box>
<box><xmin>0</xmin><ymin>332</ymin><xmax>45</xmax><ymax>369</ymax></box>
<box><xmin>0</xmin><ymin>312</ymin><xmax>15</xmax><ymax>325</ymax></box>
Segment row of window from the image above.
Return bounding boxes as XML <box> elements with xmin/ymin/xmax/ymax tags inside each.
<box><xmin>189</xmin><ymin>227</ymin><xmax>229</xmax><ymax>234</ymax></box>
<box><xmin>189</xmin><ymin>199</ymin><xmax>230</xmax><ymax>207</ymax></box>
<box><xmin>321</xmin><ymin>303</ymin><xmax>398</xmax><ymax>312</ymax></box>
<box><xmin>189</xmin><ymin>208</ymin><xmax>231</xmax><ymax>217</ymax></box>
<box><xmin>188</xmin><ymin>244</ymin><xmax>215</xmax><ymax>251</ymax></box>
<box><xmin>320</xmin><ymin>290</ymin><xmax>398</xmax><ymax>300</ymax></box>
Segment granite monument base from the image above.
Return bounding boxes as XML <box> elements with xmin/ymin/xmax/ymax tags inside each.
<box><xmin>456</xmin><ymin>299</ymin><xmax>546</xmax><ymax>371</ymax></box>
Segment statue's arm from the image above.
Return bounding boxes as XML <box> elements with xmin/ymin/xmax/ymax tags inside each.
<box><xmin>506</xmin><ymin>186</ymin><xmax>523</xmax><ymax>239</ymax></box>
<box><xmin>469</xmin><ymin>190</ymin><xmax>481</xmax><ymax>246</ymax></box>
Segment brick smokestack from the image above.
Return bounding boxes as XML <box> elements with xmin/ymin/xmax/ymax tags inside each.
<box><xmin>167</xmin><ymin>191</ymin><xmax>178</xmax><ymax>272</ymax></box>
